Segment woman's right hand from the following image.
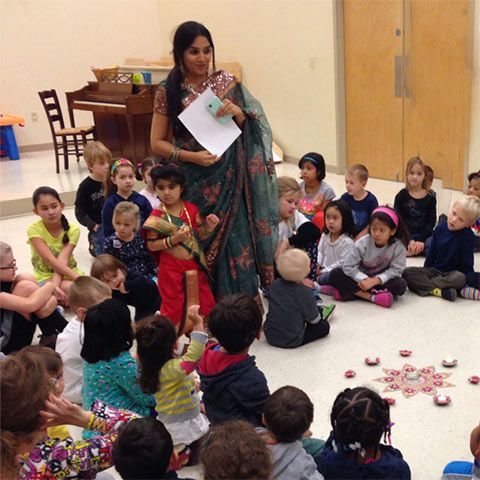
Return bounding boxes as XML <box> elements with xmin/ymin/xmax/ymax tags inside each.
<box><xmin>192</xmin><ymin>150</ymin><xmax>218</xmax><ymax>167</ymax></box>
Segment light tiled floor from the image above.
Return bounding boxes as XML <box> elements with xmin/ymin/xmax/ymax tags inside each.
<box><xmin>0</xmin><ymin>151</ymin><xmax>479</xmax><ymax>480</ymax></box>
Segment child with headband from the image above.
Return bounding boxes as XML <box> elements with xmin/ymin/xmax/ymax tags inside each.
<box><xmin>298</xmin><ymin>152</ymin><xmax>336</xmax><ymax>231</ymax></box>
<box><xmin>102</xmin><ymin>158</ymin><xmax>152</xmax><ymax>238</ymax></box>
<box><xmin>330</xmin><ymin>206</ymin><xmax>409</xmax><ymax>308</ymax></box>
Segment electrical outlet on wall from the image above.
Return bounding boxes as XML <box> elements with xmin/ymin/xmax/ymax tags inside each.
<box><xmin>31</xmin><ymin>112</ymin><xmax>38</xmax><ymax>122</ymax></box>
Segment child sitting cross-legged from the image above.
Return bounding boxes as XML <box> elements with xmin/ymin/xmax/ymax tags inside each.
<box><xmin>112</xmin><ymin>417</ymin><xmax>195</xmax><ymax>480</ymax></box>
<box><xmin>264</xmin><ymin>249</ymin><xmax>333</xmax><ymax>349</ymax></box>
<box><xmin>257</xmin><ymin>385</ymin><xmax>325</xmax><ymax>480</ymax></box>
<box><xmin>197</xmin><ymin>293</ymin><xmax>270</xmax><ymax>426</ymax></box>
<box><xmin>317</xmin><ymin>386</ymin><xmax>411</xmax><ymax>479</ymax></box>
<box><xmin>55</xmin><ymin>276</ymin><xmax>112</xmax><ymax>404</ymax></box>
<box><xmin>403</xmin><ymin>195</ymin><xmax>480</xmax><ymax>301</ymax></box>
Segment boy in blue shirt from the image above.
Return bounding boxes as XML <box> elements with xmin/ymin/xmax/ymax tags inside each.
<box><xmin>341</xmin><ymin>164</ymin><xmax>378</xmax><ymax>240</ymax></box>
<box><xmin>197</xmin><ymin>293</ymin><xmax>269</xmax><ymax>426</ymax></box>
<box><xmin>403</xmin><ymin>195</ymin><xmax>480</xmax><ymax>301</ymax></box>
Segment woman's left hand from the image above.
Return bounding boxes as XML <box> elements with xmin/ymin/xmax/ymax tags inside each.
<box><xmin>217</xmin><ymin>99</ymin><xmax>245</xmax><ymax>124</ymax></box>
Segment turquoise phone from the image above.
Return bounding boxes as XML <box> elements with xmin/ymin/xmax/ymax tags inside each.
<box><xmin>207</xmin><ymin>95</ymin><xmax>233</xmax><ymax>125</ymax></box>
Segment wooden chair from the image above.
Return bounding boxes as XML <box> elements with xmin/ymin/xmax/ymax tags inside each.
<box><xmin>38</xmin><ymin>89</ymin><xmax>96</xmax><ymax>173</ymax></box>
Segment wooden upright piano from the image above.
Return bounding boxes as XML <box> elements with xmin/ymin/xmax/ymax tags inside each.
<box><xmin>66</xmin><ymin>80</ymin><xmax>157</xmax><ymax>162</ymax></box>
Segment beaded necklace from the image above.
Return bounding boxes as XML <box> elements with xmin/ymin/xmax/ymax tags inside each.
<box><xmin>161</xmin><ymin>201</ymin><xmax>194</xmax><ymax>248</ymax></box>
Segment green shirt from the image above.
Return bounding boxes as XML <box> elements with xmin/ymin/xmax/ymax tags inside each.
<box><xmin>27</xmin><ymin>219</ymin><xmax>83</xmax><ymax>282</ymax></box>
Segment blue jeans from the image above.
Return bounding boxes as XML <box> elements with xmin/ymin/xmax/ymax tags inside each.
<box><xmin>88</xmin><ymin>226</ymin><xmax>104</xmax><ymax>257</ymax></box>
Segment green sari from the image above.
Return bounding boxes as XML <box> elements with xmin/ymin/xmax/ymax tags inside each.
<box><xmin>154</xmin><ymin>70</ymin><xmax>278</xmax><ymax>297</ymax></box>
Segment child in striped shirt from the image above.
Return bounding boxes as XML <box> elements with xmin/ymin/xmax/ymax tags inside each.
<box><xmin>135</xmin><ymin>306</ymin><xmax>209</xmax><ymax>464</ymax></box>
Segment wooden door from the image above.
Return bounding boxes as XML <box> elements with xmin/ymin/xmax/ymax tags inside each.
<box><xmin>403</xmin><ymin>0</ymin><xmax>472</xmax><ymax>189</ymax></box>
<box><xmin>343</xmin><ymin>0</ymin><xmax>472</xmax><ymax>189</ymax></box>
<box><xmin>344</xmin><ymin>0</ymin><xmax>404</xmax><ymax>181</ymax></box>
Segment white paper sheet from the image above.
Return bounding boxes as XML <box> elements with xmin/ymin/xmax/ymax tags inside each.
<box><xmin>178</xmin><ymin>87</ymin><xmax>242</xmax><ymax>157</ymax></box>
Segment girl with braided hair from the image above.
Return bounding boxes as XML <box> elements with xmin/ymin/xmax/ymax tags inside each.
<box><xmin>316</xmin><ymin>387</ymin><xmax>411</xmax><ymax>479</ymax></box>
<box><xmin>28</xmin><ymin>187</ymin><xmax>83</xmax><ymax>306</ymax></box>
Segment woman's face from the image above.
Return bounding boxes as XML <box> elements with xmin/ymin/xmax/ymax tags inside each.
<box><xmin>182</xmin><ymin>35</ymin><xmax>212</xmax><ymax>80</ymax></box>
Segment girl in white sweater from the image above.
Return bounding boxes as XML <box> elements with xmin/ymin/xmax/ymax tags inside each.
<box><xmin>317</xmin><ymin>200</ymin><xmax>356</xmax><ymax>295</ymax></box>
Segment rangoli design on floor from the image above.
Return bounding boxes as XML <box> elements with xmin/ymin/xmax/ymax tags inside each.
<box><xmin>373</xmin><ymin>364</ymin><xmax>455</xmax><ymax>398</ymax></box>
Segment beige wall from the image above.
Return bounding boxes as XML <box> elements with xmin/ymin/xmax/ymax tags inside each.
<box><xmin>1</xmin><ymin>0</ymin><xmax>478</xmax><ymax>178</ymax></box>
<box><xmin>0</xmin><ymin>0</ymin><xmax>162</xmax><ymax>146</ymax></box>
<box><xmin>157</xmin><ymin>0</ymin><xmax>339</xmax><ymax>168</ymax></box>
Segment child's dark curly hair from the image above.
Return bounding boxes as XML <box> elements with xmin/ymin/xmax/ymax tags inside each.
<box><xmin>331</xmin><ymin>387</ymin><xmax>391</xmax><ymax>457</ymax></box>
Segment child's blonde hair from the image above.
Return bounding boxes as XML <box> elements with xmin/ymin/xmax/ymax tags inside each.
<box><xmin>113</xmin><ymin>202</ymin><xmax>140</xmax><ymax>230</ymax></box>
<box><xmin>90</xmin><ymin>254</ymin><xmax>127</xmax><ymax>280</ymax></box>
<box><xmin>453</xmin><ymin>195</ymin><xmax>480</xmax><ymax>224</ymax></box>
<box><xmin>278</xmin><ymin>176</ymin><xmax>301</xmax><ymax>199</ymax></box>
<box><xmin>405</xmin><ymin>156</ymin><xmax>429</xmax><ymax>191</ymax></box>
<box><xmin>276</xmin><ymin>248</ymin><xmax>310</xmax><ymax>283</ymax></box>
<box><xmin>83</xmin><ymin>141</ymin><xmax>112</xmax><ymax>168</ymax></box>
<box><xmin>346</xmin><ymin>164</ymin><xmax>369</xmax><ymax>183</ymax></box>
<box><xmin>69</xmin><ymin>276</ymin><xmax>112</xmax><ymax>310</ymax></box>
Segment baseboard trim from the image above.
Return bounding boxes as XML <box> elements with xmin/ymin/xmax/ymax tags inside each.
<box><xmin>19</xmin><ymin>143</ymin><xmax>53</xmax><ymax>153</ymax></box>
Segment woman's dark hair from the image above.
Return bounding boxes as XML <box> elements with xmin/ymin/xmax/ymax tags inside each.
<box><xmin>369</xmin><ymin>206</ymin><xmax>410</xmax><ymax>247</ymax></box>
<box><xmin>135</xmin><ymin>156</ymin><xmax>164</xmax><ymax>181</ymax></box>
<box><xmin>324</xmin><ymin>200</ymin><xmax>356</xmax><ymax>238</ymax></box>
<box><xmin>331</xmin><ymin>387</ymin><xmax>391</xmax><ymax>459</ymax></box>
<box><xmin>150</xmin><ymin>163</ymin><xmax>187</xmax><ymax>193</ymax></box>
<box><xmin>32</xmin><ymin>186</ymin><xmax>70</xmax><ymax>245</ymax></box>
<box><xmin>166</xmin><ymin>21</ymin><xmax>216</xmax><ymax>136</ymax></box>
<box><xmin>81</xmin><ymin>299</ymin><xmax>133</xmax><ymax>363</ymax></box>
<box><xmin>298</xmin><ymin>152</ymin><xmax>326</xmax><ymax>182</ymax></box>
<box><xmin>135</xmin><ymin>315</ymin><xmax>177</xmax><ymax>394</ymax></box>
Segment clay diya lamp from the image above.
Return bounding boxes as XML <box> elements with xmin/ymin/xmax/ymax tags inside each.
<box><xmin>441</xmin><ymin>357</ymin><xmax>458</xmax><ymax>368</ymax></box>
<box><xmin>364</xmin><ymin>356</ymin><xmax>381</xmax><ymax>366</ymax></box>
<box><xmin>468</xmin><ymin>375</ymin><xmax>480</xmax><ymax>384</ymax></box>
<box><xmin>344</xmin><ymin>370</ymin><xmax>356</xmax><ymax>378</ymax></box>
<box><xmin>405</xmin><ymin>370</ymin><xmax>420</xmax><ymax>381</ymax></box>
<box><xmin>433</xmin><ymin>394</ymin><xmax>451</xmax><ymax>406</ymax></box>
<box><xmin>399</xmin><ymin>350</ymin><xmax>412</xmax><ymax>357</ymax></box>
<box><xmin>383</xmin><ymin>397</ymin><xmax>396</xmax><ymax>406</ymax></box>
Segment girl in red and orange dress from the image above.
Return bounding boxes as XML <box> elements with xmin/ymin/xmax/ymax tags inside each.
<box><xmin>143</xmin><ymin>163</ymin><xmax>218</xmax><ymax>333</ymax></box>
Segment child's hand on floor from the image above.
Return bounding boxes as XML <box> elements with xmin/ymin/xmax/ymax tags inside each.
<box><xmin>358</xmin><ymin>277</ymin><xmax>381</xmax><ymax>291</ymax></box>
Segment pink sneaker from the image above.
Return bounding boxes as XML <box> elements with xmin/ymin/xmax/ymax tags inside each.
<box><xmin>319</xmin><ymin>285</ymin><xmax>335</xmax><ymax>296</ymax></box>
<box><xmin>372</xmin><ymin>290</ymin><xmax>393</xmax><ymax>308</ymax></box>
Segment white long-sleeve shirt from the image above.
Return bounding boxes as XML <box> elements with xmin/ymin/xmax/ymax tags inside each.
<box><xmin>342</xmin><ymin>235</ymin><xmax>406</xmax><ymax>285</ymax></box>
<box><xmin>55</xmin><ymin>318</ymin><xmax>83</xmax><ymax>404</ymax></box>
<box><xmin>317</xmin><ymin>233</ymin><xmax>354</xmax><ymax>272</ymax></box>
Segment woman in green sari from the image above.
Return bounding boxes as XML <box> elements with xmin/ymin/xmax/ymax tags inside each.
<box><xmin>150</xmin><ymin>21</ymin><xmax>278</xmax><ymax>299</ymax></box>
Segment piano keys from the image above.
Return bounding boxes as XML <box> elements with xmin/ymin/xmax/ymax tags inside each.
<box><xmin>66</xmin><ymin>82</ymin><xmax>157</xmax><ymax>162</ymax></box>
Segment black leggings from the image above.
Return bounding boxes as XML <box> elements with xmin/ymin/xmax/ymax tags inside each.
<box><xmin>330</xmin><ymin>268</ymin><xmax>407</xmax><ymax>300</ymax></box>
<box><xmin>301</xmin><ymin>319</ymin><xmax>330</xmax><ymax>345</ymax></box>
<box><xmin>2</xmin><ymin>309</ymin><xmax>67</xmax><ymax>355</ymax></box>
